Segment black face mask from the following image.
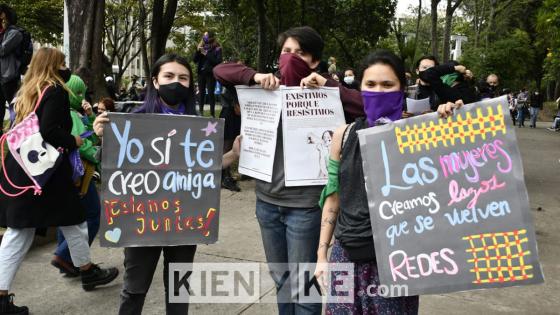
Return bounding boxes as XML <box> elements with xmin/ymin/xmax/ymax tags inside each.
<box><xmin>58</xmin><ymin>68</ymin><xmax>72</xmax><ymax>83</ymax></box>
<box><xmin>158</xmin><ymin>82</ymin><xmax>189</xmax><ymax>106</ymax></box>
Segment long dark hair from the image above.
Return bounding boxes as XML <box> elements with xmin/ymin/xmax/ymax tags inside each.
<box><xmin>136</xmin><ymin>54</ymin><xmax>196</xmax><ymax>114</ymax></box>
<box><xmin>0</xmin><ymin>4</ymin><xmax>17</xmax><ymax>25</ymax></box>
<box><xmin>358</xmin><ymin>50</ymin><xmax>406</xmax><ymax>91</ymax></box>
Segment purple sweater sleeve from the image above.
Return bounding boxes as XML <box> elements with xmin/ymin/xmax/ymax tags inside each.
<box><xmin>213</xmin><ymin>63</ymin><xmax>258</xmax><ymax>86</ymax></box>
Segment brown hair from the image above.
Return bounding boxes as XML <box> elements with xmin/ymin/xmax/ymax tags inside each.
<box><xmin>98</xmin><ymin>97</ymin><xmax>115</xmax><ymax>112</ymax></box>
<box><xmin>14</xmin><ymin>47</ymin><xmax>70</xmax><ymax>123</ymax></box>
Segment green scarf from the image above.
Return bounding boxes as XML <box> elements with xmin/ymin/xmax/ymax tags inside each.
<box><xmin>441</xmin><ymin>72</ymin><xmax>460</xmax><ymax>87</ymax></box>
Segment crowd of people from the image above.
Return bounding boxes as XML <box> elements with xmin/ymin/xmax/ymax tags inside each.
<box><xmin>0</xmin><ymin>2</ymin><xmax>557</xmax><ymax>314</ymax></box>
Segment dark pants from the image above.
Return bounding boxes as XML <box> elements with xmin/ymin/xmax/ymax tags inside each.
<box><xmin>0</xmin><ymin>79</ymin><xmax>20</xmax><ymax>135</ymax></box>
<box><xmin>222</xmin><ymin>138</ymin><xmax>235</xmax><ymax>180</ymax></box>
<box><xmin>119</xmin><ymin>245</ymin><xmax>197</xmax><ymax>315</ymax></box>
<box><xmin>198</xmin><ymin>72</ymin><xmax>216</xmax><ymax>117</ymax></box>
<box><xmin>55</xmin><ymin>182</ymin><xmax>101</xmax><ymax>263</ymax></box>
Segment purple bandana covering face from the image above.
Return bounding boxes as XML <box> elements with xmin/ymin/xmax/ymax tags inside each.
<box><xmin>361</xmin><ymin>91</ymin><xmax>404</xmax><ymax>127</ymax></box>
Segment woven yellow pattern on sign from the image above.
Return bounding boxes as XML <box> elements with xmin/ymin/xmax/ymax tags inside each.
<box><xmin>462</xmin><ymin>229</ymin><xmax>533</xmax><ymax>284</ymax></box>
<box><xmin>395</xmin><ymin>106</ymin><xmax>506</xmax><ymax>154</ymax></box>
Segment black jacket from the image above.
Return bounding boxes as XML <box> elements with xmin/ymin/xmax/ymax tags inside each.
<box><xmin>0</xmin><ymin>25</ymin><xmax>22</xmax><ymax>84</ymax></box>
<box><xmin>419</xmin><ymin>64</ymin><xmax>477</xmax><ymax>106</ymax></box>
<box><xmin>0</xmin><ymin>85</ymin><xmax>86</xmax><ymax>228</ymax></box>
<box><xmin>193</xmin><ymin>46</ymin><xmax>223</xmax><ymax>75</ymax></box>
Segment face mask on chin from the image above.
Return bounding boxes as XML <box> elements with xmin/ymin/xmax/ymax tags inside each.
<box><xmin>278</xmin><ymin>53</ymin><xmax>312</xmax><ymax>86</ymax></box>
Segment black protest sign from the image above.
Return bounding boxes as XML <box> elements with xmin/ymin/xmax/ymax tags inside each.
<box><xmin>100</xmin><ymin>113</ymin><xmax>224</xmax><ymax>247</ymax></box>
<box><xmin>358</xmin><ymin>96</ymin><xmax>544</xmax><ymax>296</ymax></box>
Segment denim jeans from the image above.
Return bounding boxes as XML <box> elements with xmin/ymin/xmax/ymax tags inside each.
<box><xmin>529</xmin><ymin>107</ymin><xmax>540</xmax><ymax>127</ymax></box>
<box><xmin>255</xmin><ymin>198</ymin><xmax>322</xmax><ymax>315</ymax></box>
<box><xmin>517</xmin><ymin>108</ymin><xmax>525</xmax><ymax>126</ymax></box>
<box><xmin>55</xmin><ymin>182</ymin><xmax>100</xmax><ymax>264</ymax></box>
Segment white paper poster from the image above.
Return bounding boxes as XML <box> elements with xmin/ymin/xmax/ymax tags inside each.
<box><xmin>406</xmin><ymin>97</ymin><xmax>431</xmax><ymax>114</ymax></box>
<box><xmin>281</xmin><ymin>87</ymin><xmax>346</xmax><ymax>186</ymax></box>
<box><xmin>236</xmin><ymin>86</ymin><xmax>282</xmax><ymax>182</ymax></box>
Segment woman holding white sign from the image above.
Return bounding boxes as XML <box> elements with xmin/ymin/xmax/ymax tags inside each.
<box><xmin>93</xmin><ymin>53</ymin><xmax>240</xmax><ymax>315</ymax></box>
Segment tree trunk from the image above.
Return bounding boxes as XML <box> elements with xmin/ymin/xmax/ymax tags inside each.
<box><xmin>150</xmin><ymin>0</ymin><xmax>178</xmax><ymax>65</ymax></box>
<box><xmin>413</xmin><ymin>0</ymin><xmax>422</xmax><ymax>64</ymax></box>
<box><xmin>486</xmin><ymin>0</ymin><xmax>497</xmax><ymax>48</ymax></box>
<box><xmin>300</xmin><ymin>0</ymin><xmax>305</xmax><ymax>26</ymax></box>
<box><xmin>255</xmin><ymin>0</ymin><xmax>267</xmax><ymax>72</ymax></box>
<box><xmin>66</xmin><ymin>0</ymin><xmax>107</xmax><ymax>99</ymax></box>
<box><xmin>430</xmin><ymin>0</ymin><xmax>440</xmax><ymax>57</ymax></box>
<box><xmin>138</xmin><ymin>0</ymin><xmax>150</xmax><ymax>79</ymax></box>
<box><xmin>443</xmin><ymin>0</ymin><xmax>462</xmax><ymax>62</ymax></box>
<box><xmin>90</xmin><ymin>0</ymin><xmax>108</xmax><ymax>102</ymax></box>
<box><xmin>67</xmin><ymin>0</ymin><xmax>95</xmax><ymax>70</ymax></box>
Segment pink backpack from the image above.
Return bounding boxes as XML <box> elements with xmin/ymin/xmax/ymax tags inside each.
<box><xmin>0</xmin><ymin>86</ymin><xmax>63</xmax><ymax>197</ymax></box>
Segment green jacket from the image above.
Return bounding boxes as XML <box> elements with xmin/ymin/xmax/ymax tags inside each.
<box><xmin>70</xmin><ymin>109</ymin><xmax>99</xmax><ymax>164</ymax></box>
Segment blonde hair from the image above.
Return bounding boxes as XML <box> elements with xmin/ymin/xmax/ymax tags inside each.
<box><xmin>14</xmin><ymin>47</ymin><xmax>70</xmax><ymax>124</ymax></box>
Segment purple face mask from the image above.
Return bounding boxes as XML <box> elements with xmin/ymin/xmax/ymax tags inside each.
<box><xmin>361</xmin><ymin>91</ymin><xmax>404</xmax><ymax>127</ymax></box>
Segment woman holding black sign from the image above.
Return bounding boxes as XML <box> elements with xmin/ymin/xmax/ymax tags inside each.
<box><xmin>313</xmin><ymin>50</ymin><xmax>419</xmax><ymax>314</ymax></box>
<box><xmin>93</xmin><ymin>53</ymin><xmax>240</xmax><ymax>315</ymax></box>
<box><xmin>313</xmin><ymin>50</ymin><xmax>463</xmax><ymax>313</ymax></box>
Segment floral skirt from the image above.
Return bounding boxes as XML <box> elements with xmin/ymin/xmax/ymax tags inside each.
<box><xmin>326</xmin><ymin>240</ymin><xmax>419</xmax><ymax>315</ymax></box>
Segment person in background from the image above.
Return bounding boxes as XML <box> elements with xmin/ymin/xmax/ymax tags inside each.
<box><xmin>486</xmin><ymin>74</ymin><xmax>500</xmax><ymax>98</ymax></box>
<box><xmin>529</xmin><ymin>90</ymin><xmax>543</xmax><ymax>128</ymax></box>
<box><xmin>194</xmin><ymin>31</ymin><xmax>222</xmax><ymax>117</ymax></box>
<box><xmin>105</xmin><ymin>76</ymin><xmax>118</xmax><ymax>100</ymax></box>
<box><xmin>0</xmin><ymin>47</ymin><xmax>118</xmax><ymax>315</ymax></box>
<box><xmin>128</xmin><ymin>75</ymin><xmax>142</xmax><ymax>101</ymax></box>
<box><xmin>418</xmin><ymin>60</ymin><xmax>473</xmax><ymax>108</ymax></box>
<box><xmin>516</xmin><ymin>87</ymin><xmax>529</xmax><ymax>127</ymax></box>
<box><xmin>342</xmin><ymin>68</ymin><xmax>359</xmax><ymax>90</ymax></box>
<box><xmin>409</xmin><ymin>55</ymin><xmax>440</xmax><ymax>109</ymax></box>
<box><xmin>0</xmin><ymin>4</ymin><xmax>22</xmax><ymax>138</ymax></box>
<box><xmin>219</xmin><ymin>85</ymin><xmax>242</xmax><ymax>192</ymax></box>
<box><xmin>95</xmin><ymin>97</ymin><xmax>116</xmax><ymax>114</ymax></box>
<box><xmin>327</xmin><ymin>56</ymin><xmax>337</xmax><ymax>75</ymax></box>
<box><xmin>50</xmin><ymin>74</ymin><xmax>102</xmax><ymax>278</ymax></box>
<box><xmin>504</xmin><ymin>88</ymin><xmax>517</xmax><ymax>125</ymax></box>
<box><xmin>547</xmin><ymin>101</ymin><xmax>560</xmax><ymax>131</ymax></box>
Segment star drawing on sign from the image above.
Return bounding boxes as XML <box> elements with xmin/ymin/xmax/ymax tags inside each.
<box><xmin>201</xmin><ymin>121</ymin><xmax>218</xmax><ymax>136</ymax></box>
